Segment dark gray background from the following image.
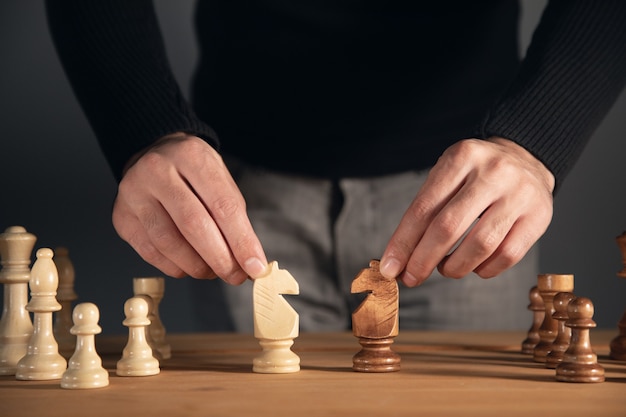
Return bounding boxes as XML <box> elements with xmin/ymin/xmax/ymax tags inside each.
<box><xmin>1</xmin><ymin>1</ymin><xmax>624</xmax><ymax>334</ymax></box>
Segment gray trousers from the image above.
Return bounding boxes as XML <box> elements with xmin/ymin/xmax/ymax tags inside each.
<box><xmin>192</xmin><ymin>160</ymin><xmax>538</xmax><ymax>332</ymax></box>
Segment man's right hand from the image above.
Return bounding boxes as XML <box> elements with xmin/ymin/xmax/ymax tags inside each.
<box><xmin>112</xmin><ymin>133</ymin><xmax>268</xmax><ymax>284</ymax></box>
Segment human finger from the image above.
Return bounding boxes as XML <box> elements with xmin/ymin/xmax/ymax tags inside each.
<box><xmin>112</xmin><ymin>197</ymin><xmax>214</xmax><ymax>279</ymax></box>
<box><xmin>139</xmin><ymin>157</ymin><xmax>249</xmax><ymax>284</ymax></box>
<box><xmin>379</xmin><ymin>146</ymin><xmax>470</xmax><ymax>280</ymax></box>
<box><xmin>436</xmin><ymin>199</ymin><xmax>519</xmax><ymax>279</ymax></box>
<box><xmin>399</xmin><ymin>174</ymin><xmax>499</xmax><ymax>286</ymax></box>
<box><xmin>175</xmin><ymin>139</ymin><xmax>268</xmax><ymax>280</ymax></box>
<box><xmin>471</xmin><ymin>209</ymin><xmax>552</xmax><ymax>278</ymax></box>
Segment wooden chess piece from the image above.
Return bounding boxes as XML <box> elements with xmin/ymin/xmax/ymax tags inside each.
<box><xmin>351</xmin><ymin>259</ymin><xmax>400</xmax><ymax>372</ymax></box>
<box><xmin>0</xmin><ymin>226</ymin><xmax>36</xmax><ymax>375</ymax></box>
<box><xmin>610</xmin><ymin>231</ymin><xmax>626</xmax><ymax>361</ymax></box>
<box><xmin>555</xmin><ymin>296</ymin><xmax>605</xmax><ymax>383</ymax></box>
<box><xmin>16</xmin><ymin>248</ymin><xmax>67</xmax><ymax>380</ymax></box>
<box><xmin>252</xmin><ymin>261</ymin><xmax>300</xmax><ymax>374</ymax></box>
<box><xmin>54</xmin><ymin>246</ymin><xmax>78</xmax><ymax>357</ymax></box>
<box><xmin>533</xmin><ymin>273</ymin><xmax>574</xmax><ymax>363</ymax></box>
<box><xmin>545</xmin><ymin>292</ymin><xmax>576</xmax><ymax>369</ymax></box>
<box><xmin>616</xmin><ymin>231</ymin><xmax>626</xmax><ymax>279</ymax></box>
<box><xmin>521</xmin><ymin>285</ymin><xmax>544</xmax><ymax>354</ymax></box>
<box><xmin>61</xmin><ymin>303</ymin><xmax>109</xmax><ymax>389</ymax></box>
<box><xmin>133</xmin><ymin>277</ymin><xmax>171</xmax><ymax>360</ymax></box>
<box><xmin>609</xmin><ymin>311</ymin><xmax>626</xmax><ymax>361</ymax></box>
<box><xmin>116</xmin><ymin>296</ymin><xmax>160</xmax><ymax>376</ymax></box>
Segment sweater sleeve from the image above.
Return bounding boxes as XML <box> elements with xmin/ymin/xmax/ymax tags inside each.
<box><xmin>45</xmin><ymin>0</ymin><xmax>219</xmax><ymax>182</ymax></box>
<box><xmin>479</xmin><ymin>0</ymin><xmax>626</xmax><ymax>192</ymax></box>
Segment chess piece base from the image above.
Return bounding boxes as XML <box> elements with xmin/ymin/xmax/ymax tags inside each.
<box><xmin>533</xmin><ymin>340</ymin><xmax>553</xmax><ymax>363</ymax></box>
<box><xmin>253</xmin><ymin>338</ymin><xmax>300</xmax><ymax>374</ymax></box>
<box><xmin>0</xmin><ymin>341</ymin><xmax>29</xmax><ymax>375</ymax></box>
<box><xmin>545</xmin><ymin>345</ymin><xmax>567</xmax><ymax>369</ymax></box>
<box><xmin>15</xmin><ymin>353</ymin><xmax>67</xmax><ymax>381</ymax></box>
<box><xmin>521</xmin><ymin>337</ymin><xmax>539</xmax><ymax>355</ymax></box>
<box><xmin>116</xmin><ymin>358</ymin><xmax>160</xmax><ymax>377</ymax></box>
<box><xmin>353</xmin><ymin>337</ymin><xmax>400</xmax><ymax>373</ymax></box>
<box><xmin>555</xmin><ymin>362</ymin><xmax>605</xmax><ymax>383</ymax></box>
<box><xmin>61</xmin><ymin>367</ymin><xmax>109</xmax><ymax>389</ymax></box>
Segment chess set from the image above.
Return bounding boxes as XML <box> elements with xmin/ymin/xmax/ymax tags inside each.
<box><xmin>1</xmin><ymin>225</ymin><xmax>625</xmax><ymax>392</ymax></box>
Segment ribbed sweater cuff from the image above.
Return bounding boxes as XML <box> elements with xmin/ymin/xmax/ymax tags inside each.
<box><xmin>479</xmin><ymin>0</ymin><xmax>626</xmax><ymax>192</ymax></box>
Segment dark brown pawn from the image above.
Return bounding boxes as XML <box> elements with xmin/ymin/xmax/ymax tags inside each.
<box><xmin>555</xmin><ymin>297</ymin><xmax>605</xmax><ymax>383</ymax></box>
<box><xmin>610</xmin><ymin>232</ymin><xmax>626</xmax><ymax>360</ymax></box>
<box><xmin>616</xmin><ymin>231</ymin><xmax>626</xmax><ymax>279</ymax></box>
<box><xmin>609</xmin><ymin>311</ymin><xmax>626</xmax><ymax>361</ymax></box>
<box><xmin>521</xmin><ymin>285</ymin><xmax>544</xmax><ymax>354</ymax></box>
<box><xmin>545</xmin><ymin>292</ymin><xmax>575</xmax><ymax>368</ymax></box>
<box><xmin>352</xmin><ymin>337</ymin><xmax>401</xmax><ymax>372</ymax></box>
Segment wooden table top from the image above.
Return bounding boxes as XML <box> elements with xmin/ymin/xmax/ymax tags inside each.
<box><xmin>1</xmin><ymin>330</ymin><xmax>624</xmax><ymax>417</ymax></box>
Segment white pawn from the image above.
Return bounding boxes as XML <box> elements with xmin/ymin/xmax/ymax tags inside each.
<box><xmin>61</xmin><ymin>303</ymin><xmax>109</xmax><ymax>389</ymax></box>
<box><xmin>16</xmin><ymin>248</ymin><xmax>67</xmax><ymax>380</ymax></box>
<box><xmin>116</xmin><ymin>296</ymin><xmax>160</xmax><ymax>377</ymax></box>
<box><xmin>133</xmin><ymin>294</ymin><xmax>162</xmax><ymax>360</ymax></box>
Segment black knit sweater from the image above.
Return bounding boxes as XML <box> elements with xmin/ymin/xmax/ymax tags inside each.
<box><xmin>46</xmin><ymin>0</ymin><xmax>626</xmax><ymax>190</ymax></box>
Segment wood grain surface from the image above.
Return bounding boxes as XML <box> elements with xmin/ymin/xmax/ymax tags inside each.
<box><xmin>0</xmin><ymin>330</ymin><xmax>624</xmax><ymax>417</ymax></box>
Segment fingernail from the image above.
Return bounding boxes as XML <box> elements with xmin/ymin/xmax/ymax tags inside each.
<box><xmin>402</xmin><ymin>272</ymin><xmax>420</xmax><ymax>288</ymax></box>
<box><xmin>245</xmin><ymin>257</ymin><xmax>268</xmax><ymax>278</ymax></box>
<box><xmin>380</xmin><ymin>257</ymin><xmax>402</xmax><ymax>279</ymax></box>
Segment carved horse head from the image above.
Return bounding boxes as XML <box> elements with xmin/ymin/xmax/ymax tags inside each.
<box><xmin>253</xmin><ymin>261</ymin><xmax>299</xmax><ymax>339</ymax></box>
<box><xmin>351</xmin><ymin>259</ymin><xmax>399</xmax><ymax>338</ymax></box>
